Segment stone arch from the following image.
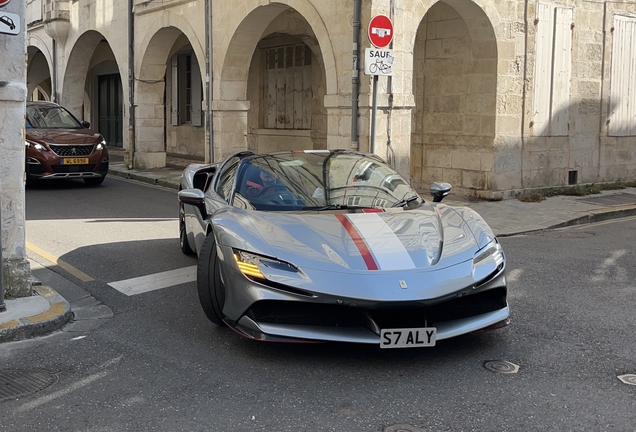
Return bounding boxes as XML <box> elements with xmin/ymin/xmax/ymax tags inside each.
<box><xmin>27</xmin><ymin>46</ymin><xmax>52</xmax><ymax>101</ymax></box>
<box><xmin>410</xmin><ymin>0</ymin><xmax>499</xmax><ymax>196</ymax></box>
<box><xmin>136</xmin><ymin>13</ymin><xmax>205</xmax><ymax>83</ymax></box>
<box><xmin>217</xmin><ymin>0</ymin><xmax>338</xmax><ymax>100</ymax></box>
<box><xmin>134</xmin><ymin>17</ymin><xmax>206</xmax><ymax>162</ymax></box>
<box><xmin>27</xmin><ymin>35</ymin><xmax>53</xmax><ymax>72</ymax></box>
<box><xmin>61</xmin><ymin>30</ymin><xmax>126</xmax><ymax>147</ymax></box>
<box><xmin>406</xmin><ymin>0</ymin><xmax>502</xmax><ymax>50</ymax></box>
<box><xmin>61</xmin><ymin>30</ymin><xmax>125</xmax><ymax>119</ymax></box>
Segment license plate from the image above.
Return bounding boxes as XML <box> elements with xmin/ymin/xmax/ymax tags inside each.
<box><xmin>62</xmin><ymin>158</ymin><xmax>89</xmax><ymax>165</ymax></box>
<box><xmin>380</xmin><ymin>327</ymin><xmax>437</xmax><ymax>349</ymax></box>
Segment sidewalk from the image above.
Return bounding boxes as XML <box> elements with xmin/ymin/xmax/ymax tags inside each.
<box><xmin>3</xmin><ymin>146</ymin><xmax>636</xmax><ymax>343</ymax></box>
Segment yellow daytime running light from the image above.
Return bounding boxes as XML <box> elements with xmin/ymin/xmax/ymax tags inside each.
<box><xmin>234</xmin><ymin>253</ymin><xmax>266</xmax><ymax>279</ymax></box>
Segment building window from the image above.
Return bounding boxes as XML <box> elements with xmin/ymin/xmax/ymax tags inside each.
<box><xmin>171</xmin><ymin>52</ymin><xmax>202</xmax><ymax>127</ymax></box>
<box><xmin>609</xmin><ymin>15</ymin><xmax>636</xmax><ymax>136</ymax></box>
<box><xmin>262</xmin><ymin>44</ymin><xmax>313</xmax><ymax>129</ymax></box>
<box><xmin>533</xmin><ymin>3</ymin><xmax>573</xmax><ymax>136</ymax></box>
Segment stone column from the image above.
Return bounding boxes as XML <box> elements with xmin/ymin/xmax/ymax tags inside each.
<box><xmin>0</xmin><ymin>0</ymin><xmax>32</xmax><ymax>298</ymax></box>
<box><xmin>212</xmin><ymin>100</ymin><xmax>250</xmax><ymax>161</ymax></box>
<box><xmin>324</xmin><ymin>94</ymin><xmax>356</xmax><ymax>151</ymax></box>
<box><xmin>134</xmin><ymin>81</ymin><xmax>167</xmax><ymax>169</ymax></box>
<box><xmin>359</xmin><ymin>86</ymin><xmax>416</xmax><ymax>182</ymax></box>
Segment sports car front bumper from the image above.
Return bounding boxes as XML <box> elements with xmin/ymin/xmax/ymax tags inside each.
<box><xmin>217</xmin><ymin>244</ymin><xmax>509</xmax><ymax>344</ymax></box>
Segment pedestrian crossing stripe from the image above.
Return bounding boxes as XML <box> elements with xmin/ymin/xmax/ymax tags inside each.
<box><xmin>108</xmin><ymin>266</ymin><xmax>197</xmax><ymax>296</ymax></box>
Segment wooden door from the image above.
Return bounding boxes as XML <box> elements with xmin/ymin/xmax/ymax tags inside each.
<box><xmin>98</xmin><ymin>74</ymin><xmax>123</xmax><ymax>147</ymax></box>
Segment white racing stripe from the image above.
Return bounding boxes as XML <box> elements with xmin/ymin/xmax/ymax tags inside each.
<box><xmin>108</xmin><ymin>266</ymin><xmax>197</xmax><ymax>296</ymax></box>
<box><xmin>346</xmin><ymin>213</ymin><xmax>415</xmax><ymax>270</ymax></box>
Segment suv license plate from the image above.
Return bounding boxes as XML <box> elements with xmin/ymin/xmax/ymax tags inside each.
<box><xmin>380</xmin><ymin>327</ymin><xmax>437</xmax><ymax>349</ymax></box>
<box><xmin>62</xmin><ymin>158</ymin><xmax>89</xmax><ymax>165</ymax></box>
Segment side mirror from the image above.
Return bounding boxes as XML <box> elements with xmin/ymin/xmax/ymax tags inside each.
<box><xmin>81</xmin><ymin>121</ymin><xmax>91</xmax><ymax>129</ymax></box>
<box><xmin>430</xmin><ymin>182</ymin><xmax>452</xmax><ymax>203</ymax></box>
<box><xmin>178</xmin><ymin>189</ymin><xmax>207</xmax><ymax>219</ymax></box>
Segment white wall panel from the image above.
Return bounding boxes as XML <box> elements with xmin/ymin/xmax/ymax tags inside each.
<box><xmin>533</xmin><ymin>3</ymin><xmax>554</xmax><ymax>136</ymax></box>
<box><xmin>533</xmin><ymin>3</ymin><xmax>573</xmax><ymax>137</ymax></box>
<box><xmin>551</xmin><ymin>7</ymin><xmax>573</xmax><ymax>136</ymax></box>
<box><xmin>610</xmin><ymin>15</ymin><xmax>636</xmax><ymax>136</ymax></box>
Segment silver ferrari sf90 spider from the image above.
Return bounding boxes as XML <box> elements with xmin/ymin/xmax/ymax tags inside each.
<box><xmin>178</xmin><ymin>150</ymin><xmax>509</xmax><ymax>348</ymax></box>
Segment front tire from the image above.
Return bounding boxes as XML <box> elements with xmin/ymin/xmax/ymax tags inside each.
<box><xmin>197</xmin><ymin>233</ymin><xmax>226</xmax><ymax>326</ymax></box>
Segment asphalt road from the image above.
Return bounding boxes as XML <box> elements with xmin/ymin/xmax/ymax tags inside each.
<box><xmin>1</xmin><ymin>176</ymin><xmax>635</xmax><ymax>431</ymax></box>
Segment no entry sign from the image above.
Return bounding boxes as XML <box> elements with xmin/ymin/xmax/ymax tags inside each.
<box><xmin>368</xmin><ymin>15</ymin><xmax>393</xmax><ymax>48</ymax></box>
<box><xmin>0</xmin><ymin>0</ymin><xmax>11</xmax><ymax>8</ymax></box>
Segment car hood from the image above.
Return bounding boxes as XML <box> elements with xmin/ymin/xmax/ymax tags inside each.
<box><xmin>27</xmin><ymin>128</ymin><xmax>103</xmax><ymax>145</ymax></box>
<box><xmin>243</xmin><ymin>203</ymin><xmax>482</xmax><ymax>273</ymax></box>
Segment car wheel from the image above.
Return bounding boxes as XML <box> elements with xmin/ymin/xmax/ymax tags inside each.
<box><xmin>84</xmin><ymin>175</ymin><xmax>106</xmax><ymax>186</ymax></box>
<box><xmin>197</xmin><ymin>232</ymin><xmax>226</xmax><ymax>327</ymax></box>
<box><xmin>179</xmin><ymin>206</ymin><xmax>195</xmax><ymax>255</ymax></box>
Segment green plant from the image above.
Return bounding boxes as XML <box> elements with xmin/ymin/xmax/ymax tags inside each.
<box><xmin>517</xmin><ymin>191</ymin><xmax>544</xmax><ymax>202</ymax></box>
<box><xmin>517</xmin><ymin>180</ymin><xmax>636</xmax><ymax>202</ymax></box>
<box><xmin>600</xmin><ymin>182</ymin><xmax>626</xmax><ymax>190</ymax></box>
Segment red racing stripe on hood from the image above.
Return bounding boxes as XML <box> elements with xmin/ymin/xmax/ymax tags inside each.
<box><xmin>335</xmin><ymin>214</ymin><xmax>379</xmax><ymax>271</ymax></box>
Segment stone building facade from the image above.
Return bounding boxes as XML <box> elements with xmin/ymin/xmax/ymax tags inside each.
<box><xmin>26</xmin><ymin>0</ymin><xmax>636</xmax><ymax>199</ymax></box>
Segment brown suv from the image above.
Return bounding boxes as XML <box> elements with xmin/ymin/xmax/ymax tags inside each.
<box><xmin>25</xmin><ymin>101</ymin><xmax>109</xmax><ymax>186</ymax></box>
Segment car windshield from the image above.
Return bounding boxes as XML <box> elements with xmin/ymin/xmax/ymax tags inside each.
<box><xmin>232</xmin><ymin>152</ymin><xmax>420</xmax><ymax>211</ymax></box>
<box><xmin>26</xmin><ymin>106</ymin><xmax>82</xmax><ymax>129</ymax></box>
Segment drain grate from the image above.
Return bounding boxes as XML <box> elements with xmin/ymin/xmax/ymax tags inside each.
<box><xmin>0</xmin><ymin>370</ymin><xmax>58</xmax><ymax>402</ymax></box>
<box><xmin>579</xmin><ymin>193</ymin><xmax>636</xmax><ymax>207</ymax></box>
<box><xmin>483</xmin><ymin>360</ymin><xmax>520</xmax><ymax>374</ymax></box>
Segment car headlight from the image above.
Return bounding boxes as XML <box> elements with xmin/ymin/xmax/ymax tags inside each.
<box><xmin>233</xmin><ymin>250</ymin><xmax>298</xmax><ymax>281</ymax></box>
<box><xmin>96</xmin><ymin>140</ymin><xmax>107</xmax><ymax>151</ymax></box>
<box><xmin>25</xmin><ymin>140</ymin><xmax>47</xmax><ymax>151</ymax></box>
<box><xmin>472</xmin><ymin>240</ymin><xmax>505</xmax><ymax>281</ymax></box>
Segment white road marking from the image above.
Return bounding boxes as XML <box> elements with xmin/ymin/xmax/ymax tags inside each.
<box><xmin>346</xmin><ymin>213</ymin><xmax>416</xmax><ymax>270</ymax></box>
<box><xmin>15</xmin><ymin>371</ymin><xmax>109</xmax><ymax>413</ymax></box>
<box><xmin>108</xmin><ymin>266</ymin><xmax>197</xmax><ymax>296</ymax></box>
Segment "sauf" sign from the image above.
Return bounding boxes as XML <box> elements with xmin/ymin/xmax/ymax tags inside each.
<box><xmin>364</xmin><ymin>48</ymin><xmax>394</xmax><ymax>76</ymax></box>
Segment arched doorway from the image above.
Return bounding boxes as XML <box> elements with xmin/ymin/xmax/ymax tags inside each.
<box><xmin>411</xmin><ymin>0</ymin><xmax>498</xmax><ymax>195</ymax></box>
<box><xmin>216</xmin><ymin>2</ymin><xmax>337</xmax><ymax>160</ymax></box>
<box><xmin>62</xmin><ymin>31</ymin><xmax>124</xmax><ymax>147</ymax></box>
<box><xmin>27</xmin><ymin>46</ymin><xmax>52</xmax><ymax>101</ymax></box>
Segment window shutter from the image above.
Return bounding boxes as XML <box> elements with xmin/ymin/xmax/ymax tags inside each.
<box><xmin>171</xmin><ymin>55</ymin><xmax>179</xmax><ymax>126</ymax></box>
<box><xmin>191</xmin><ymin>56</ymin><xmax>203</xmax><ymax>127</ymax></box>
<box><xmin>533</xmin><ymin>4</ymin><xmax>573</xmax><ymax>136</ymax></box>
<box><xmin>550</xmin><ymin>7</ymin><xmax>573</xmax><ymax>136</ymax></box>
<box><xmin>533</xmin><ymin>3</ymin><xmax>555</xmax><ymax>136</ymax></box>
<box><xmin>610</xmin><ymin>15</ymin><xmax>636</xmax><ymax>136</ymax></box>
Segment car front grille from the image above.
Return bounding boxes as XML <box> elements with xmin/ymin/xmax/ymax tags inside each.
<box><xmin>245</xmin><ymin>288</ymin><xmax>507</xmax><ymax>329</ymax></box>
<box><xmin>52</xmin><ymin>164</ymin><xmax>96</xmax><ymax>173</ymax></box>
<box><xmin>370</xmin><ymin>288</ymin><xmax>508</xmax><ymax>328</ymax></box>
<box><xmin>49</xmin><ymin>144</ymin><xmax>94</xmax><ymax>157</ymax></box>
<box><xmin>247</xmin><ymin>302</ymin><xmax>368</xmax><ymax>327</ymax></box>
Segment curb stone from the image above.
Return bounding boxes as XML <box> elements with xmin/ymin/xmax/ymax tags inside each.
<box><xmin>548</xmin><ymin>206</ymin><xmax>636</xmax><ymax>230</ymax></box>
<box><xmin>109</xmin><ymin>168</ymin><xmax>180</xmax><ymax>190</ymax></box>
<box><xmin>0</xmin><ymin>286</ymin><xmax>72</xmax><ymax>343</ymax></box>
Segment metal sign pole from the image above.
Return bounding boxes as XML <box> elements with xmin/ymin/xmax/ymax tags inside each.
<box><xmin>370</xmin><ymin>75</ymin><xmax>378</xmax><ymax>154</ymax></box>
